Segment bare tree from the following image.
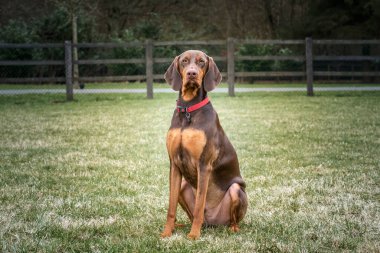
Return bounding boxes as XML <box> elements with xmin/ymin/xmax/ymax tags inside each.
<box><xmin>48</xmin><ymin>0</ymin><xmax>99</xmax><ymax>88</ymax></box>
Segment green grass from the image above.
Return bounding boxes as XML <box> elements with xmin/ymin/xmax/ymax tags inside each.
<box><xmin>0</xmin><ymin>91</ymin><xmax>379</xmax><ymax>252</ymax></box>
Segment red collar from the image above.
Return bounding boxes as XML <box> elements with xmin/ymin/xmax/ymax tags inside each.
<box><xmin>177</xmin><ymin>97</ymin><xmax>210</xmax><ymax>114</ymax></box>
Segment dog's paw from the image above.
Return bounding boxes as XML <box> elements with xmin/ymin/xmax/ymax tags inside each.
<box><xmin>230</xmin><ymin>224</ymin><xmax>240</xmax><ymax>232</ymax></box>
<box><xmin>160</xmin><ymin>230</ymin><xmax>173</xmax><ymax>238</ymax></box>
<box><xmin>187</xmin><ymin>231</ymin><xmax>200</xmax><ymax>240</ymax></box>
<box><xmin>160</xmin><ymin>225</ymin><xmax>174</xmax><ymax>238</ymax></box>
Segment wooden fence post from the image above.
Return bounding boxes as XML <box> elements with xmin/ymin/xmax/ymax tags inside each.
<box><xmin>145</xmin><ymin>39</ymin><xmax>154</xmax><ymax>99</ymax></box>
<box><xmin>227</xmin><ymin>37</ymin><xmax>235</xmax><ymax>96</ymax></box>
<box><xmin>305</xmin><ymin>37</ymin><xmax>314</xmax><ymax>96</ymax></box>
<box><xmin>64</xmin><ymin>41</ymin><xmax>74</xmax><ymax>101</ymax></box>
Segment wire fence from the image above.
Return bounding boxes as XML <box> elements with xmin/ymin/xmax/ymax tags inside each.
<box><xmin>1</xmin><ymin>38</ymin><xmax>379</xmax><ymax>99</ymax></box>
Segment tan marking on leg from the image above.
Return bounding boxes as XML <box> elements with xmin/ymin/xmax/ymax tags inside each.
<box><xmin>229</xmin><ymin>183</ymin><xmax>247</xmax><ymax>232</ymax></box>
<box><xmin>181</xmin><ymin>128</ymin><xmax>207</xmax><ymax>160</ymax></box>
<box><xmin>181</xmin><ymin>128</ymin><xmax>208</xmax><ymax>240</ymax></box>
<box><xmin>161</xmin><ymin>163</ymin><xmax>182</xmax><ymax>238</ymax></box>
<box><xmin>162</xmin><ymin>129</ymin><xmax>182</xmax><ymax>238</ymax></box>
<box><xmin>188</xmin><ymin>164</ymin><xmax>212</xmax><ymax>240</ymax></box>
<box><xmin>166</xmin><ymin>128</ymin><xmax>181</xmax><ymax>159</ymax></box>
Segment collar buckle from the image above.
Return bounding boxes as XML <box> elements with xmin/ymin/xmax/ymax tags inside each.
<box><xmin>176</xmin><ymin>97</ymin><xmax>210</xmax><ymax>122</ymax></box>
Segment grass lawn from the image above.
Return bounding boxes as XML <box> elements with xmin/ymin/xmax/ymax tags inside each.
<box><xmin>0</xmin><ymin>91</ymin><xmax>379</xmax><ymax>252</ymax></box>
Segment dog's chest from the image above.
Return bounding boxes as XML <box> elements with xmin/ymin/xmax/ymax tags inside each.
<box><xmin>166</xmin><ymin>128</ymin><xmax>207</xmax><ymax>182</ymax></box>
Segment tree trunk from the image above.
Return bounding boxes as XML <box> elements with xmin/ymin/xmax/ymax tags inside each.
<box><xmin>263</xmin><ymin>0</ymin><xmax>276</xmax><ymax>38</ymax></box>
<box><xmin>72</xmin><ymin>14</ymin><xmax>79</xmax><ymax>89</ymax></box>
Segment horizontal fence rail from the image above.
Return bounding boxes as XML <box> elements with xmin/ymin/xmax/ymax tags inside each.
<box><xmin>0</xmin><ymin>43</ymin><xmax>64</xmax><ymax>48</ymax></box>
<box><xmin>0</xmin><ymin>60</ymin><xmax>65</xmax><ymax>66</ymax></box>
<box><xmin>239</xmin><ymin>39</ymin><xmax>305</xmax><ymax>45</ymax></box>
<box><xmin>0</xmin><ymin>38</ymin><xmax>379</xmax><ymax>99</ymax></box>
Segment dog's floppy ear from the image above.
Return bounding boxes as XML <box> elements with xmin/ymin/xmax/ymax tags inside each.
<box><xmin>203</xmin><ymin>56</ymin><xmax>222</xmax><ymax>92</ymax></box>
<box><xmin>164</xmin><ymin>56</ymin><xmax>182</xmax><ymax>91</ymax></box>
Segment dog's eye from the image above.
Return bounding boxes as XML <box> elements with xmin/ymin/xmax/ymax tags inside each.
<box><xmin>198</xmin><ymin>59</ymin><xmax>205</xmax><ymax>65</ymax></box>
<box><xmin>182</xmin><ymin>59</ymin><xmax>189</xmax><ymax>64</ymax></box>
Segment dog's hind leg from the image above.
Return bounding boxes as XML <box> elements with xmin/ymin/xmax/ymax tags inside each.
<box><xmin>229</xmin><ymin>183</ymin><xmax>248</xmax><ymax>232</ymax></box>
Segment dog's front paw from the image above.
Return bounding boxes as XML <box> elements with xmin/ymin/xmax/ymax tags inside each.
<box><xmin>187</xmin><ymin>231</ymin><xmax>200</xmax><ymax>240</ymax></box>
<box><xmin>160</xmin><ymin>225</ymin><xmax>174</xmax><ymax>238</ymax></box>
<box><xmin>160</xmin><ymin>229</ymin><xmax>173</xmax><ymax>238</ymax></box>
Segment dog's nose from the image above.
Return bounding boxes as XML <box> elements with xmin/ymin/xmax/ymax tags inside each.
<box><xmin>186</xmin><ymin>70</ymin><xmax>197</xmax><ymax>79</ymax></box>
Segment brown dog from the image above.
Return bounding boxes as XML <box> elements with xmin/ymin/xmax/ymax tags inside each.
<box><xmin>161</xmin><ymin>50</ymin><xmax>247</xmax><ymax>240</ymax></box>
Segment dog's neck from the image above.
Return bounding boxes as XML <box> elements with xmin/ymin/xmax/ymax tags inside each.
<box><xmin>178</xmin><ymin>85</ymin><xmax>207</xmax><ymax>106</ymax></box>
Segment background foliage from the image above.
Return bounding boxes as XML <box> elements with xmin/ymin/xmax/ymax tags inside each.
<box><xmin>0</xmin><ymin>0</ymin><xmax>379</xmax><ymax>81</ymax></box>
<box><xmin>1</xmin><ymin>0</ymin><xmax>379</xmax><ymax>43</ymax></box>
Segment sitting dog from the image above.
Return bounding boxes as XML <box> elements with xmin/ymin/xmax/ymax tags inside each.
<box><xmin>161</xmin><ymin>50</ymin><xmax>247</xmax><ymax>240</ymax></box>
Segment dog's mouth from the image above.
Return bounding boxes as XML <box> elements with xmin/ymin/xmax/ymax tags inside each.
<box><xmin>184</xmin><ymin>79</ymin><xmax>200</xmax><ymax>89</ymax></box>
<box><xmin>181</xmin><ymin>79</ymin><xmax>202</xmax><ymax>101</ymax></box>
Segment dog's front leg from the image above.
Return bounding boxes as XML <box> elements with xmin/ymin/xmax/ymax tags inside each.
<box><xmin>161</xmin><ymin>163</ymin><xmax>182</xmax><ymax>238</ymax></box>
<box><xmin>187</xmin><ymin>164</ymin><xmax>211</xmax><ymax>240</ymax></box>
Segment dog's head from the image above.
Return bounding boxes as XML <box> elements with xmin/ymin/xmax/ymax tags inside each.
<box><xmin>164</xmin><ymin>50</ymin><xmax>222</xmax><ymax>101</ymax></box>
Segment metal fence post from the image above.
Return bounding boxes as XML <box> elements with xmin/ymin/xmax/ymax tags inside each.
<box><xmin>64</xmin><ymin>41</ymin><xmax>74</xmax><ymax>101</ymax></box>
<box><xmin>227</xmin><ymin>37</ymin><xmax>235</xmax><ymax>96</ymax></box>
<box><xmin>145</xmin><ymin>39</ymin><xmax>154</xmax><ymax>99</ymax></box>
<box><xmin>305</xmin><ymin>37</ymin><xmax>314</xmax><ymax>96</ymax></box>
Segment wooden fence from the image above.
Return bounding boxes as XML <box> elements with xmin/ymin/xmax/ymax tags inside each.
<box><xmin>0</xmin><ymin>38</ymin><xmax>379</xmax><ymax>100</ymax></box>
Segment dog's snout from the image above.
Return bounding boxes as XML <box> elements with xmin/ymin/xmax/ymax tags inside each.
<box><xmin>186</xmin><ymin>70</ymin><xmax>197</xmax><ymax>79</ymax></box>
